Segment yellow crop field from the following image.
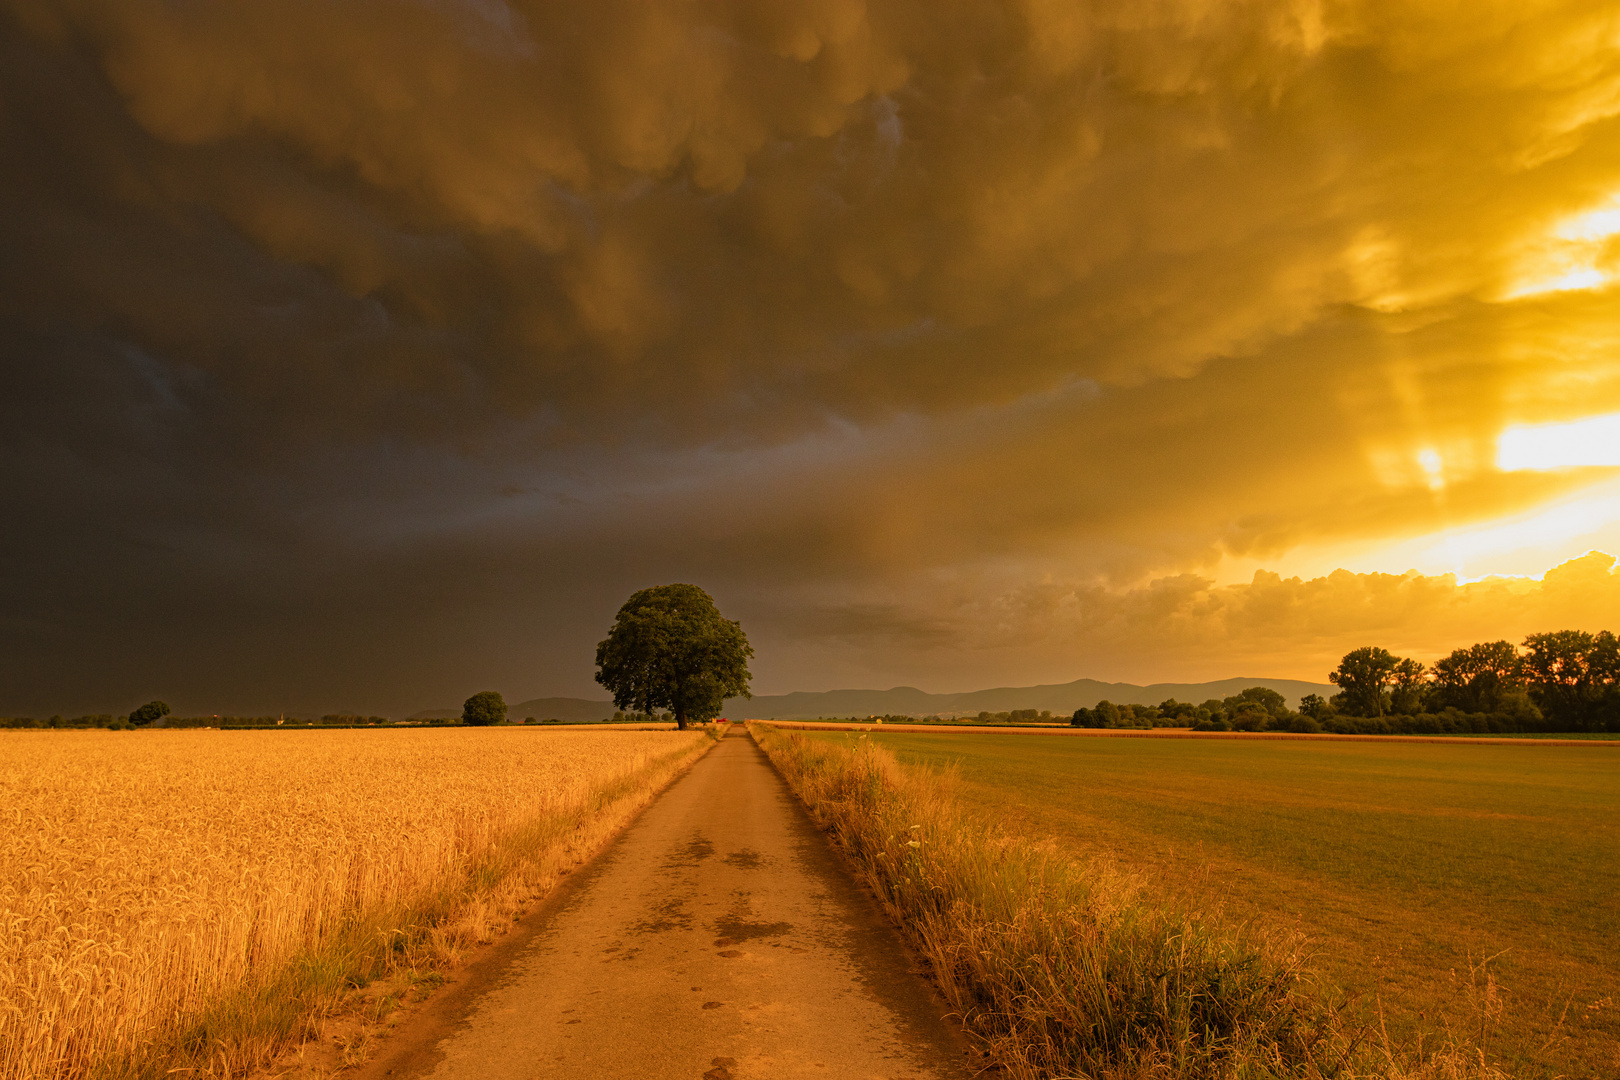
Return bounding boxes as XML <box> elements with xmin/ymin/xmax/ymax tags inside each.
<box><xmin>0</xmin><ymin>726</ymin><xmax>709</xmax><ymax>1080</ymax></box>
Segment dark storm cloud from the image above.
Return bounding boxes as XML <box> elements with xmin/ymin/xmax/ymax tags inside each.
<box><xmin>4</xmin><ymin>1</ymin><xmax>1620</xmax><ymax>712</ymax></box>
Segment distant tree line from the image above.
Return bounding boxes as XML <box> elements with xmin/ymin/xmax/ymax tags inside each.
<box><xmin>1067</xmin><ymin>630</ymin><xmax>1620</xmax><ymax>735</ymax></box>
<box><xmin>800</xmin><ymin>711</ymin><xmax>1064</xmax><ymax>725</ymax></box>
<box><xmin>1072</xmin><ymin>687</ymin><xmax>1321</xmax><ymax>732</ymax></box>
<box><xmin>976</xmin><ymin>709</ymin><xmax>1057</xmax><ymax>724</ymax></box>
<box><xmin>0</xmin><ymin>712</ymin><xmax>400</xmax><ymax>729</ymax></box>
<box><xmin>1</xmin><ymin>701</ymin><xmax>170</xmax><ymax>730</ymax></box>
<box><xmin>0</xmin><ymin>713</ymin><xmax>126</xmax><ymax>730</ymax></box>
<box><xmin>1315</xmin><ymin>631</ymin><xmax>1619</xmax><ymax>733</ymax></box>
<box><xmin>164</xmin><ymin>714</ymin><xmax>399</xmax><ymax>728</ymax></box>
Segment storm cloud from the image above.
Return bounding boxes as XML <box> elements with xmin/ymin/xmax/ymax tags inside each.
<box><xmin>3</xmin><ymin>1</ymin><xmax>1620</xmax><ymax>713</ymax></box>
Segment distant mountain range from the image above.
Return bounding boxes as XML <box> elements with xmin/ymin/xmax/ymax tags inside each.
<box><xmin>409</xmin><ymin>676</ymin><xmax>1333</xmax><ymax>722</ymax></box>
<box><xmin>727</xmin><ymin>677</ymin><xmax>1333</xmax><ymax>718</ymax></box>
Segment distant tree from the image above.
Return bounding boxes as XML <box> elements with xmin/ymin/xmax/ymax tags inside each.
<box><xmin>128</xmin><ymin>700</ymin><xmax>170</xmax><ymax>727</ymax></box>
<box><xmin>1389</xmin><ymin>657</ymin><xmax>1429</xmax><ymax>715</ymax></box>
<box><xmin>1329</xmin><ymin>647</ymin><xmax>1401</xmax><ymax>717</ymax></box>
<box><xmin>462</xmin><ymin>691</ymin><xmax>507</xmax><ymax>726</ymax></box>
<box><xmin>1298</xmin><ymin>694</ymin><xmax>1331</xmax><ymax>719</ymax></box>
<box><xmin>1228</xmin><ymin>703</ymin><xmax>1269</xmax><ymax>732</ymax></box>
<box><xmin>594</xmin><ymin>583</ymin><xmax>753</xmax><ymax>731</ymax></box>
<box><xmin>1521</xmin><ymin>630</ymin><xmax>1620</xmax><ymax>731</ymax></box>
<box><xmin>1232</xmin><ymin>686</ymin><xmax>1288</xmax><ymax>716</ymax></box>
<box><xmin>1156</xmin><ymin>699</ymin><xmax>1197</xmax><ymax>724</ymax></box>
<box><xmin>1430</xmin><ymin>640</ymin><xmax>1522</xmax><ymax>713</ymax></box>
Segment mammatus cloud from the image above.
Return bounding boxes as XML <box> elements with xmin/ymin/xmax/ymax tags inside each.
<box><xmin>3</xmin><ymin>2</ymin><xmax>1620</xmax><ymax>712</ymax></box>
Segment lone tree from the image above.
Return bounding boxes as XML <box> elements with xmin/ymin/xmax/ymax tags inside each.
<box><xmin>595</xmin><ymin>583</ymin><xmax>752</xmax><ymax>731</ymax></box>
<box><xmin>462</xmin><ymin>690</ymin><xmax>507</xmax><ymax>726</ymax></box>
<box><xmin>128</xmin><ymin>700</ymin><xmax>170</xmax><ymax>727</ymax></box>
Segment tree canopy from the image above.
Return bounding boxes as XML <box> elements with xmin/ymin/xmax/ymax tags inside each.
<box><xmin>594</xmin><ymin>583</ymin><xmax>752</xmax><ymax>730</ymax></box>
<box><xmin>1430</xmin><ymin>640</ymin><xmax>1521</xmax><ymax>713</ymax></box>
<box><xmin>462</xmin><ymin>690</ymin><xmax>507</xmax><ymax>726</ymax></box>
<box><xmin>128</xmin><ymin>700</ymin><xmax>170</xmax><ymax>726</ymax></box>
<box><xmin>1322</xmin><ymin>631</ymin><xmax>1618</xmax><ymax>731</ymax></box>
<box><xmin>1328</xmin><ymin>647</ymin><xmax>1400</xmax><ymax>716</ymax></box>
<box><xmin>1521</xmin><ymin>630</ymin><xmax>1619</xmax><ymax>729</ymax></box>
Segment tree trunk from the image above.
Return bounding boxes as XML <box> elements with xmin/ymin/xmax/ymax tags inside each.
<box><xmin>675</xmin><ymin>710</ymin><xmax>687</xmax><ymax>731</ymax></box>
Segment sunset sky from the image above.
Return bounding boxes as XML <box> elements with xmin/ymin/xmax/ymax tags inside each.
<box><xmin>4</xmin><ymin>0</ymin><xmax>1620</xmax><ymax>715</ymax></box>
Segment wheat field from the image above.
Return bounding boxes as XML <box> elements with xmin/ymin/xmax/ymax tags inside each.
<box><xmin>0</xmin><ymin>726</ymin><xmax>708</xmax><ymax>1080</ymax></box>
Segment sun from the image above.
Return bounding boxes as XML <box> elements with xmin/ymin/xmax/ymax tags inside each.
<box><xmin>1497</xmin><ymin>412</ymin><xmax>1620</xmax><ymax>471</ymax></box>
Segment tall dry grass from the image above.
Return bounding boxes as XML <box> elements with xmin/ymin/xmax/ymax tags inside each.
<box><xmin>0</xmin><ymin>726</ymin><xmax>712</xmax><ymax>1080</ymax></box>
<box><xmin>750</xmin><ymin>723</ymin><xmax>1507</xmax><ymax>1080</ymax></box>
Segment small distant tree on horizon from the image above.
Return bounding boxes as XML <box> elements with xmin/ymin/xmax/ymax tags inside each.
<box><xmin>594</xmin><ymin>583</ymin><xmax>752</xmax><ymax>731</ymax></box>
<box><xmin>462</xmin><ymin>691</ymin><xmax>507</xmax><ymax>726</ymax></box>
<box><xmin>128</xmin><ymin>700</ymin><xmax>170</xmax><ymax>727</ymax></box>
<box><xmin>1230</xmin><ymin>686</ymin><xmax>1287</xmax><ymax>716</ymax></box>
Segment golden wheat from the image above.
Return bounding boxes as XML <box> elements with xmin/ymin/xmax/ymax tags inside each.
<box><xmin>0</xmin><ymin>726</ymin><xmax>707</xmax><ymax>1080</ymax></box>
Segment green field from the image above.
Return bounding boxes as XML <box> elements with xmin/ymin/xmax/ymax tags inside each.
<box><xmin>818</xmin><ymin>731</ymin><xmax>1620</xmax><ymax>1079</ymax></box>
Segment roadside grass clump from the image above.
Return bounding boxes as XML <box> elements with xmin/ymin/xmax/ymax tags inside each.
<box><xmin>1</xmin><ymin>725</ymin><xmax>717</xmax><ymax>1080</ymax></box>
<box><xmin>750</xmin><ymin>723</ymin><xmax>1503</xmax><ymax>1080</ymax></box>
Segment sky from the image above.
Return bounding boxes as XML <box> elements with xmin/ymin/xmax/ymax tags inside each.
<box><xmin>3</xmin><ymin>0</ymin><xmax>1620</xmax><ymax>716</ymax></box>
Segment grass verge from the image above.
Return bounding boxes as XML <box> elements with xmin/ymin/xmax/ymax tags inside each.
<box><xmin>847</xmin><ymin>730</ymin><xmax>1619</xmax><ymax>1078</ymax></box>
<box><xmin>87</xmin><ymin>726</ymin><xmax>720</xmax><ymax>1080</ymax></box>
<box><xmin>749</xmin><ymin>722</ymin><xmax>1505</xmax><ymax>1080</ymax></box>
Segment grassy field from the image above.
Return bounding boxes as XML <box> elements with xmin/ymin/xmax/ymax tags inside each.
<box><xmin>1422</xmin><ymin>731</ymin><xmax>1620</xmax><ymax>740</ymax></box>
<box><xmin>818</xmin><ymin>730</ymin><xmax>1619</xmax><ymax>1078</ymax></box>
<box><xmin>0</xmin><ymin>726</ymin><xmax>711</xmax><ymax>1080</ymax></box>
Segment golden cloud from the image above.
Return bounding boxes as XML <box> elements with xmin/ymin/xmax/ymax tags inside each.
<box><xmin>5</xmin><ymin>1</ymin><xmax>1620</xmax><ymax>706</ymax></box>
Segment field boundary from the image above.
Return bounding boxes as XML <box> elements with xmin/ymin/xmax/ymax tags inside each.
<box><xmin>761</xmin><ymin>720</ymin><xmax>1619</xmax><ymax>747</ymax></box>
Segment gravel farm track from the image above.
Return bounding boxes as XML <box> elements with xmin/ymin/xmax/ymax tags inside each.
<box><xmin>356</xmin><ymin>726</ymin><xmax>971</xmax><ymax>1080</ymax></box>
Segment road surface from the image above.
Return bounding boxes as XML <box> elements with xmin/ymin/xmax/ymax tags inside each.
<box><xmin>362</xmin><ymin>729</ymin><xmax>971</xmax><ymax>1080</ymax></box>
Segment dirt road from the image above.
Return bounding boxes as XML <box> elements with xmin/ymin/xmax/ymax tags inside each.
<box><xmin>362</xmin><ymin>729</ymin><xmax>970</xmax><ymax>1080</ymax></box>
